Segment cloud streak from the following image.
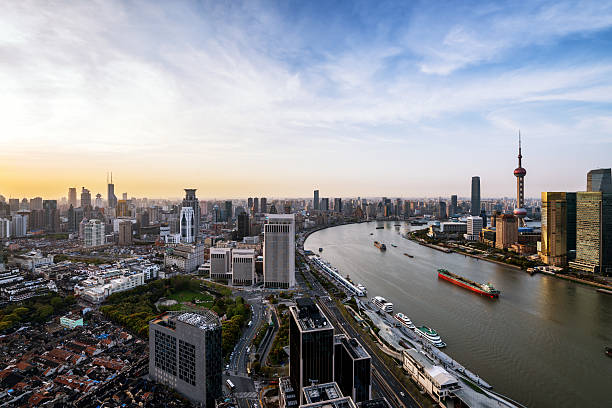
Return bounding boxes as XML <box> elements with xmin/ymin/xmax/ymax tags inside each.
<box><xmin>0</xmin><ymin>0</ymin><xmax>611</xmax><ymax>198</ymax></box>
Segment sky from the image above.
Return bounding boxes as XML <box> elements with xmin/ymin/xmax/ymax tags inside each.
<box><xmin>1</xmin><ymin>0</ymin><xmax>612</xmax><ymax>200</ymax></box>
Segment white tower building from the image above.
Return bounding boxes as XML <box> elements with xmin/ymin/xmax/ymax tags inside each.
<box><xmin>263</xmin><ymin>214</ymin><xmax>295</xmax><ymax>288</ymax></box>
<box><xmin>180</xmin><ymin>207</ymin><xmax>195</xmax><ymax>243</ymax></box>
<box><xmin>84</xmin><ymin>219</ymin><xmax>105</xmax><ymax>247</ymax></box>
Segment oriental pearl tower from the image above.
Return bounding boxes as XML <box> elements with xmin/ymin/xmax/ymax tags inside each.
<box><xmin>513</xmin><ymin>132</ymin><xmax>527</xmax><ymax>227</ymax></box>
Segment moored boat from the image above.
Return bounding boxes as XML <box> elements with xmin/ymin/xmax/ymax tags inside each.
<box><xmin>394</xmin><ymin>312</ymin><xmax>416</xmax><ymax>329</ymax></box>
<box><xmin>372</xmin><ymin>296</ymin><xmax>393</xmax><ymax>313</ymax></box>
<box><xmin>415</xmin><ymin>326</ymin><xmax>446</xmax><ymax>348</ymax></box>
<box><xmin>438</xmin><ymin>269</ymin><xmax>500</xmax><ymax>298</ymax></box>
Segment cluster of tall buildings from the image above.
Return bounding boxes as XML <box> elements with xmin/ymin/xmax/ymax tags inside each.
<box><xmin>540</xmin><ymin>168</ymin><xmax>612</xmax><ymax>274</ymax></box>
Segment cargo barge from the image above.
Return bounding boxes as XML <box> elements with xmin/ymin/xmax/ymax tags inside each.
<box><xmin>438</xmin><ymin>269</ymin><xmax>500</xmax><ymax>298</ymax></box>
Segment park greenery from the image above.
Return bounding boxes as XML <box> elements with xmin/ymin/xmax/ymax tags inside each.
<box><xmin>0</xmin><ymin>294</ymin><xmax>76</xmax><ymax>332</ymax></box>
<box><xmin>99</xmin><ymin>276</ymin><xmax>250</xmax><ymax>357</ymax></box>
<box><xmin>268</xmin><ymin>304</ymin><xmax>289</xmax><ymax>366</ymax></box>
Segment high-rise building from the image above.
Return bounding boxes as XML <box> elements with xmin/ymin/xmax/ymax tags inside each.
<box><xmin>320</xmin><ymin>198</ymin><xmax>329</xmax><ymax>212</ymax></box>
<box><xmin>122</xmin><ymin>192</ymin><xmax>128</xmax><ymax>201</ymax></box>
<box><xmin>149</xmin><ymin>311</ymin><xmax>222</xmax><ymax>407</ymax></box>
<box><xmin>314</xmin><ymin>190</ymin><xmax>320</xmax><ymax>210</ymax></box>
<box><xmin>248</xmin><ymin>197</ymin><xmax>253</xmax><ymax>212</ymax></box>
<box><xmin>182</xmin><ymin>189</ymin><xmax>200</xmax><ymax>238</ymax></box>
<box><xmin>334</xmin><ymin>198</ymin><xmax>342</xmax><ymax>213</ymax></box>
<box><xmin>224</xmin><ymin>200</ymin><xmax>233</xmax><ymax>222</ymax></box>
<box><xmin>30</xmin><ymin>197</ymin><xmax>43</xmax><ymax>210</ymax></box>
<box><xmin>11</xmin><ymin>214</ymin><xmax>28</xmax><ymax>237</ymax></box>
<box><xmin>237</xmin><ymin>212</ymin><xmax>250</xmax><ymax>240</ymax></box>
<box><xmin>261</xmin><ymin>197</ymin><xmax>267</xmax><ymax>213</ymax></box>
<box><xmin>570</xmin><ymin>192</ymin><xmax>612</xmax><ymax>275</ymax></box>
<box><xmin>19</xmin><ymin>198</ymin><xmax>29</xmax><ymax>211</ymax></box>
<box><xmin>67</xmin><ymin>205</ymin><xmax>84</xmax><ymax>233</ymax></box>
<box><xmin>210</xmin><ymin>247</ymin><xmax>232</xmax><ymax>281</ymax></box>
<box><xmin>0</xmin><ymin>218</ymin><xmax>9</xmax><ymax>238</ymax></box>
<box><xmin>437</xmin><ymin>201</ymin><xmax>447</xmax><ymax>220</ymax></box>
<box><xmin>80</xmin><ymin>187</ymin><xmax>91</xmax><ymax>208</ymax></box>
<box><xmin>289</xmin><ymin>298</ymin><xmax>334</xmax><ymax>403</ymax></box>
<box><xmin>8</xmin><ymin>198</ymin><xmax>19</xmax><ymax>213</ymax></box>
<box><xmin>95</xmin><ymin>193</ymin><xmax>103</xmax><ymax>208</ymax></box>
<box><xmin>471</xmin><ymin>176</ymin><xmax>480</xmax><ymax>216</ymax></box>
<box><xmin>566</xmin><ymin>192</ymin><xmax>577</xmax><ymax>258</ymax></box>
<box><xmin>116</xmin><ymin>200</ymin><xmax>130</xmax><ymax>217</ymax></box>
<box><xmin>513</xmin><ymin>133</ymin><xmax>527</xmax><ymax>227</ymax></box>
<box><xmin>263</xmin><ymin>214</ymin><xmax>295</xmax><ymax>288</ymax></box>
<box><xmin>107</xmin><ymin>173</ymin><xmax>117</xmax><ymax>208</ymax></box>
<box><xmin>118</xmin><ymin>220</ymin><xmax>133</xmax><ymax>246</ymax></box>
<box><xmin>43</xmin><ymin>200</ymin><xmax>59</xmax><ymax>232</ymax></box>
<box><xmin>495</xmin><ymin>214</ymin><xmax>518</xmax><ymax>250</ymax></box>
<box><xmin>84</xmin><ymin>219</ymin><xmax>105</xmax><ymax>247</ymax></box>
<box><xmin>450</xmin><ymin>195</ymin><xmax>457</xmax><ymax>217</ymax></box>
<box><xmin>68</xmin><ymin>188</ymin><xmax>78</xmax><ymax>208</ymax></box>
<box><xmin>232</xmin><ymin>249</ymin><xmax>255</xmax><ymax>286</ymax></box>
<box><xmin>180</xmin><ymin>207</ymin><xmax>195</xmax><ymax>244</ymax></box>
<box><xmin>253</xmin><ymin>197</ymin><xmax>259</xmax><ymax>214</ymax></box>
<box><xmin>333</xmin><ymin>334</ymin><xmax>371</xmax><ymax>403</ymax></box>
<box><xmin>540</xmin><ymin>192</ymin><xmax>568</xmax><ymax>266</ymax></box>
<box><xmin>587</xmin><ymin>168</ymin><xmax>612</xmax><ymax>193</ymax></box>
<box><xmin>465</xmin><ymin>216</ymin><xmax>483</xmax><ymax>241</ymax></box>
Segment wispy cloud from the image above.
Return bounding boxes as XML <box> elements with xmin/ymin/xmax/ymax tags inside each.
<box><xmin>0</xmin><ymin>0</ymin><xmax>611</xmax><ymax>197</ymax></box>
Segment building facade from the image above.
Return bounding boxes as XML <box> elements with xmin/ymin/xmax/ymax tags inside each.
<box><xmin>232</xmin><ymin>249</ymin><xmax>255</xmax><ymax>286</ymax></box>
<box><xmin>289</xmin><ymin>298</ymin><xmax>334</xmax><ymax>404</ymax></box>
<box><xmin>495</xmin><ymin>214</ymin><xmax>518</xmax><ymax>250</ymax></box>
<box><xmin>118</xmin><ymin>220</ymin><xmax>133</xmax><ymax>246</ymax></box>
<box><xmin>149</xmin><ymin>311</ymin><xmax>222</xmax><ymax>407</ymax></box>
<box><xmin>210</xmin><ymin>247</ymin><xmax>232</xmax><ymax>281</ymax></box>
<box><xmin>587</xmin><ymin>168</ymin><xmax>612</xmax><ymax>193</ymax></box>
<box><xmin>180</xmin><ymin>207</ymin><xmax>195</xmax><ymax>244</ymax></box>
<box><xmin>182</xmin><ymin>189</ymin><xmax>200</xmax><ymax>238</ymax></box>
<box><xmin>264</xmin><ymin>214</ymin><xmax>295</xmax><ymax>288</ymax></box>
<box><xmin>333</xmin><ymin>334</ymin><xmax>371</xmax><ymax>403</ymax></box>
<box><xmin>570</xmin><ymin>192</ymin><xmax>612</xmax><ymax>275</ymax></box>
<box><xmin>471</xmin><ymin>176</ymin><xmax>480</xmax><ymax>216</ymax></box>
<box><xmin>540</xmin><ymin>192</ymin><xmax>568</xmax><ymax>266</ymax></box>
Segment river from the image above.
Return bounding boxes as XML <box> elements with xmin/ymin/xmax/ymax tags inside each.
<box><xmin>304</xmin><ymin>221</ymin><xmax>612</xmax><ymax>408</ymax></box>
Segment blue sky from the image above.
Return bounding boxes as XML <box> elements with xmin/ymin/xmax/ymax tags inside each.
<box><xmin>1</xmin><ymin>0</ymin><xmax>611</xmax><ymax>198</ymax></box>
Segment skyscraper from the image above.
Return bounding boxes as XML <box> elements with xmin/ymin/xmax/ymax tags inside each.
<box><xmin>471</xmin><ymin>176</ymin><xmax>480</xmax><ymax>216</ymax></box>
<box><xmin>540</xmin><ymin>192</ymin><xmax>568</xmax><ymax>266</ymax></box>
<box><xmin>261</xmin><ymin>197</ymin><xmax>267</xmax><ymax>213</ymax></box>
<box><xmin>263</xmin><ymin>214</ymin><xmax>295</xmax><ymax>288</ymax></box>
<box><xmin>320</xmin><ymin>198</ymin><xmax>329</xmax><ymax>212</ymax></box>
<box><xmin>68</xmin><ymin>187</ymin><xmax>77</xmax><ymax>208</ymax></box>
<box><xmin>513</xmin><ymin>133</ymin><xmax>527</xmax><ymax>227</ymax></box>
<box><xmin>570</xmin><ymin>192</ymin><xmax>612</xmax><ymax>275</ymax></box>
<box><xmin>116</xmin><ymin>200</ymin><xmax>130</xmax><ymax>217</ymax></box>
<box><xmin>224</xmin><ymin>200</ymin><xmax>232</xmax><ymax>222</ymax></box>
<box><xmin>333</xmin><ymin>334</ymin><xmax>371</xmax><ymax>403</ymax></box>
<box><xmin>253</xmin><ymin>197</ymin><xmax>259</xmax><ymax>214</ymax></box>
<box><xmin>43</xmin><ymin>200</ymin><xmax>59</xmax><ymax>232</ymax></box>
<box><xmin>314</xmin><ymin>190</ymin><xmax>320</xmax><ymax>210</ymax></box>
<box><xmin>80</xmin><ymin>187</ymin><xmax>91</xmax><ymax>208</ymax></box>
<box><xmin>182</xmin><ymin>189</ymin><xmax>200</xmax><ymax>237</ymax></box>
<box><xmin>437</xmin><ymin>201</ymin><xmax>447</xmax><ymax>220</ymax></box>
<box><xmin>149</xmin><ymin>311</ymin><xmax>222</xmax><ymax>407</ymax></box>
<box><xmin>95</xmin><ymin>193</ymin><xmax>103</xmax><ymax>208</ymax></box>
<box><xmin>587</xmin><ymin>168</ymin><xmax>612</xmax><ymax>193</ymax></box>
<box><xmin>237</xmin><ymin>212</ymin><xmax>250</xmax><ymax>240</ymax></box>
<box><xmin>118</xmin><ymin>220</ymin><xmax>132</xmax><ymax>246</ymax></box>
<box><xmin>84</xmin><ymin>219</ymin><xmax>105</xmax><ymax>247</ymax></box>
<box><xmin>289</xmin><ymin>298</ymin><xmax>334</xmax><ymax>403</ymax></box>
<box><xmin>180</xmin><ymin>207</ymin><xmax>195</xmax><ymax>244</ymax></box>
<box><xmin>248</xmin><ymin>197</ymin><xmax>253</xmax><ymax>213</ymax></box>
<box><xmin>107</xmin><ymin>173</ymin><xmax>117</xmax><ymax>208</ymax></box>
<box><xmin>334</xmin><ymin>198</ymin><xmax>342</xmax><ymax>213</ymax></box>
<box><xmin>495</xmin><ymin>213</ymin><xmax>518</xmax><ymax>250</ymax></box>
<box><xmin>450</xmin><ymin>195</ymin><xmax>457</xmax><ymax>217</ymax></box>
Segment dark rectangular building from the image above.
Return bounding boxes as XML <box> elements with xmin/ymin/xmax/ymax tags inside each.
<box><xmin>333</xmin><ymin>334</ymin><xmax>371</xmax><ymax>403</ymax></box>
<box><xmin>289</xmin><ymin>298</ymin><xmax>334</xmax><ymax>403</ymax></box>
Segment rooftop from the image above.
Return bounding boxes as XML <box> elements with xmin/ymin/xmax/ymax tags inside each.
<box><xmin>292</xmin><ymin>298</ymin><xmax>330</xmax><ymax>331</ymax></box>
<box><xmin>151</xmin><ymin>310</ymin><xmax>220</xmax><ymax>331</ymax></box>
<box><xmin>303</xmin><ymin>382</ymin><xmax>342</xmax><ymax>404</ymax></box>
<box><xmin>334</xmin><ymin>334</ymin><xmax>369</xmax><ymax>360</ymax></box>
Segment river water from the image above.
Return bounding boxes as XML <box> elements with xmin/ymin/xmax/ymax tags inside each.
<box><xmin>304</xmin><ymin>221</ymin><xmax>612</xmax><ymax>408</ymax></box>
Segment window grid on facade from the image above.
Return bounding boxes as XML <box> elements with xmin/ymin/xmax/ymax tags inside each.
<box><xmin>154</xmin><ymin>330</ymin><xmax>177</xmax><ymax>376</ymax></box>
<box><xmin>178</xmin><ymin>339</ymin><xmax>196</xmax><ymax>386</ymax></box>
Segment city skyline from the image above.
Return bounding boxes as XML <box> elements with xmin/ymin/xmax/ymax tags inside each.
<box><xmin>1</xmin><ymin>1</ymin><xmax>612</xmax><ymax>198</ymax></box>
